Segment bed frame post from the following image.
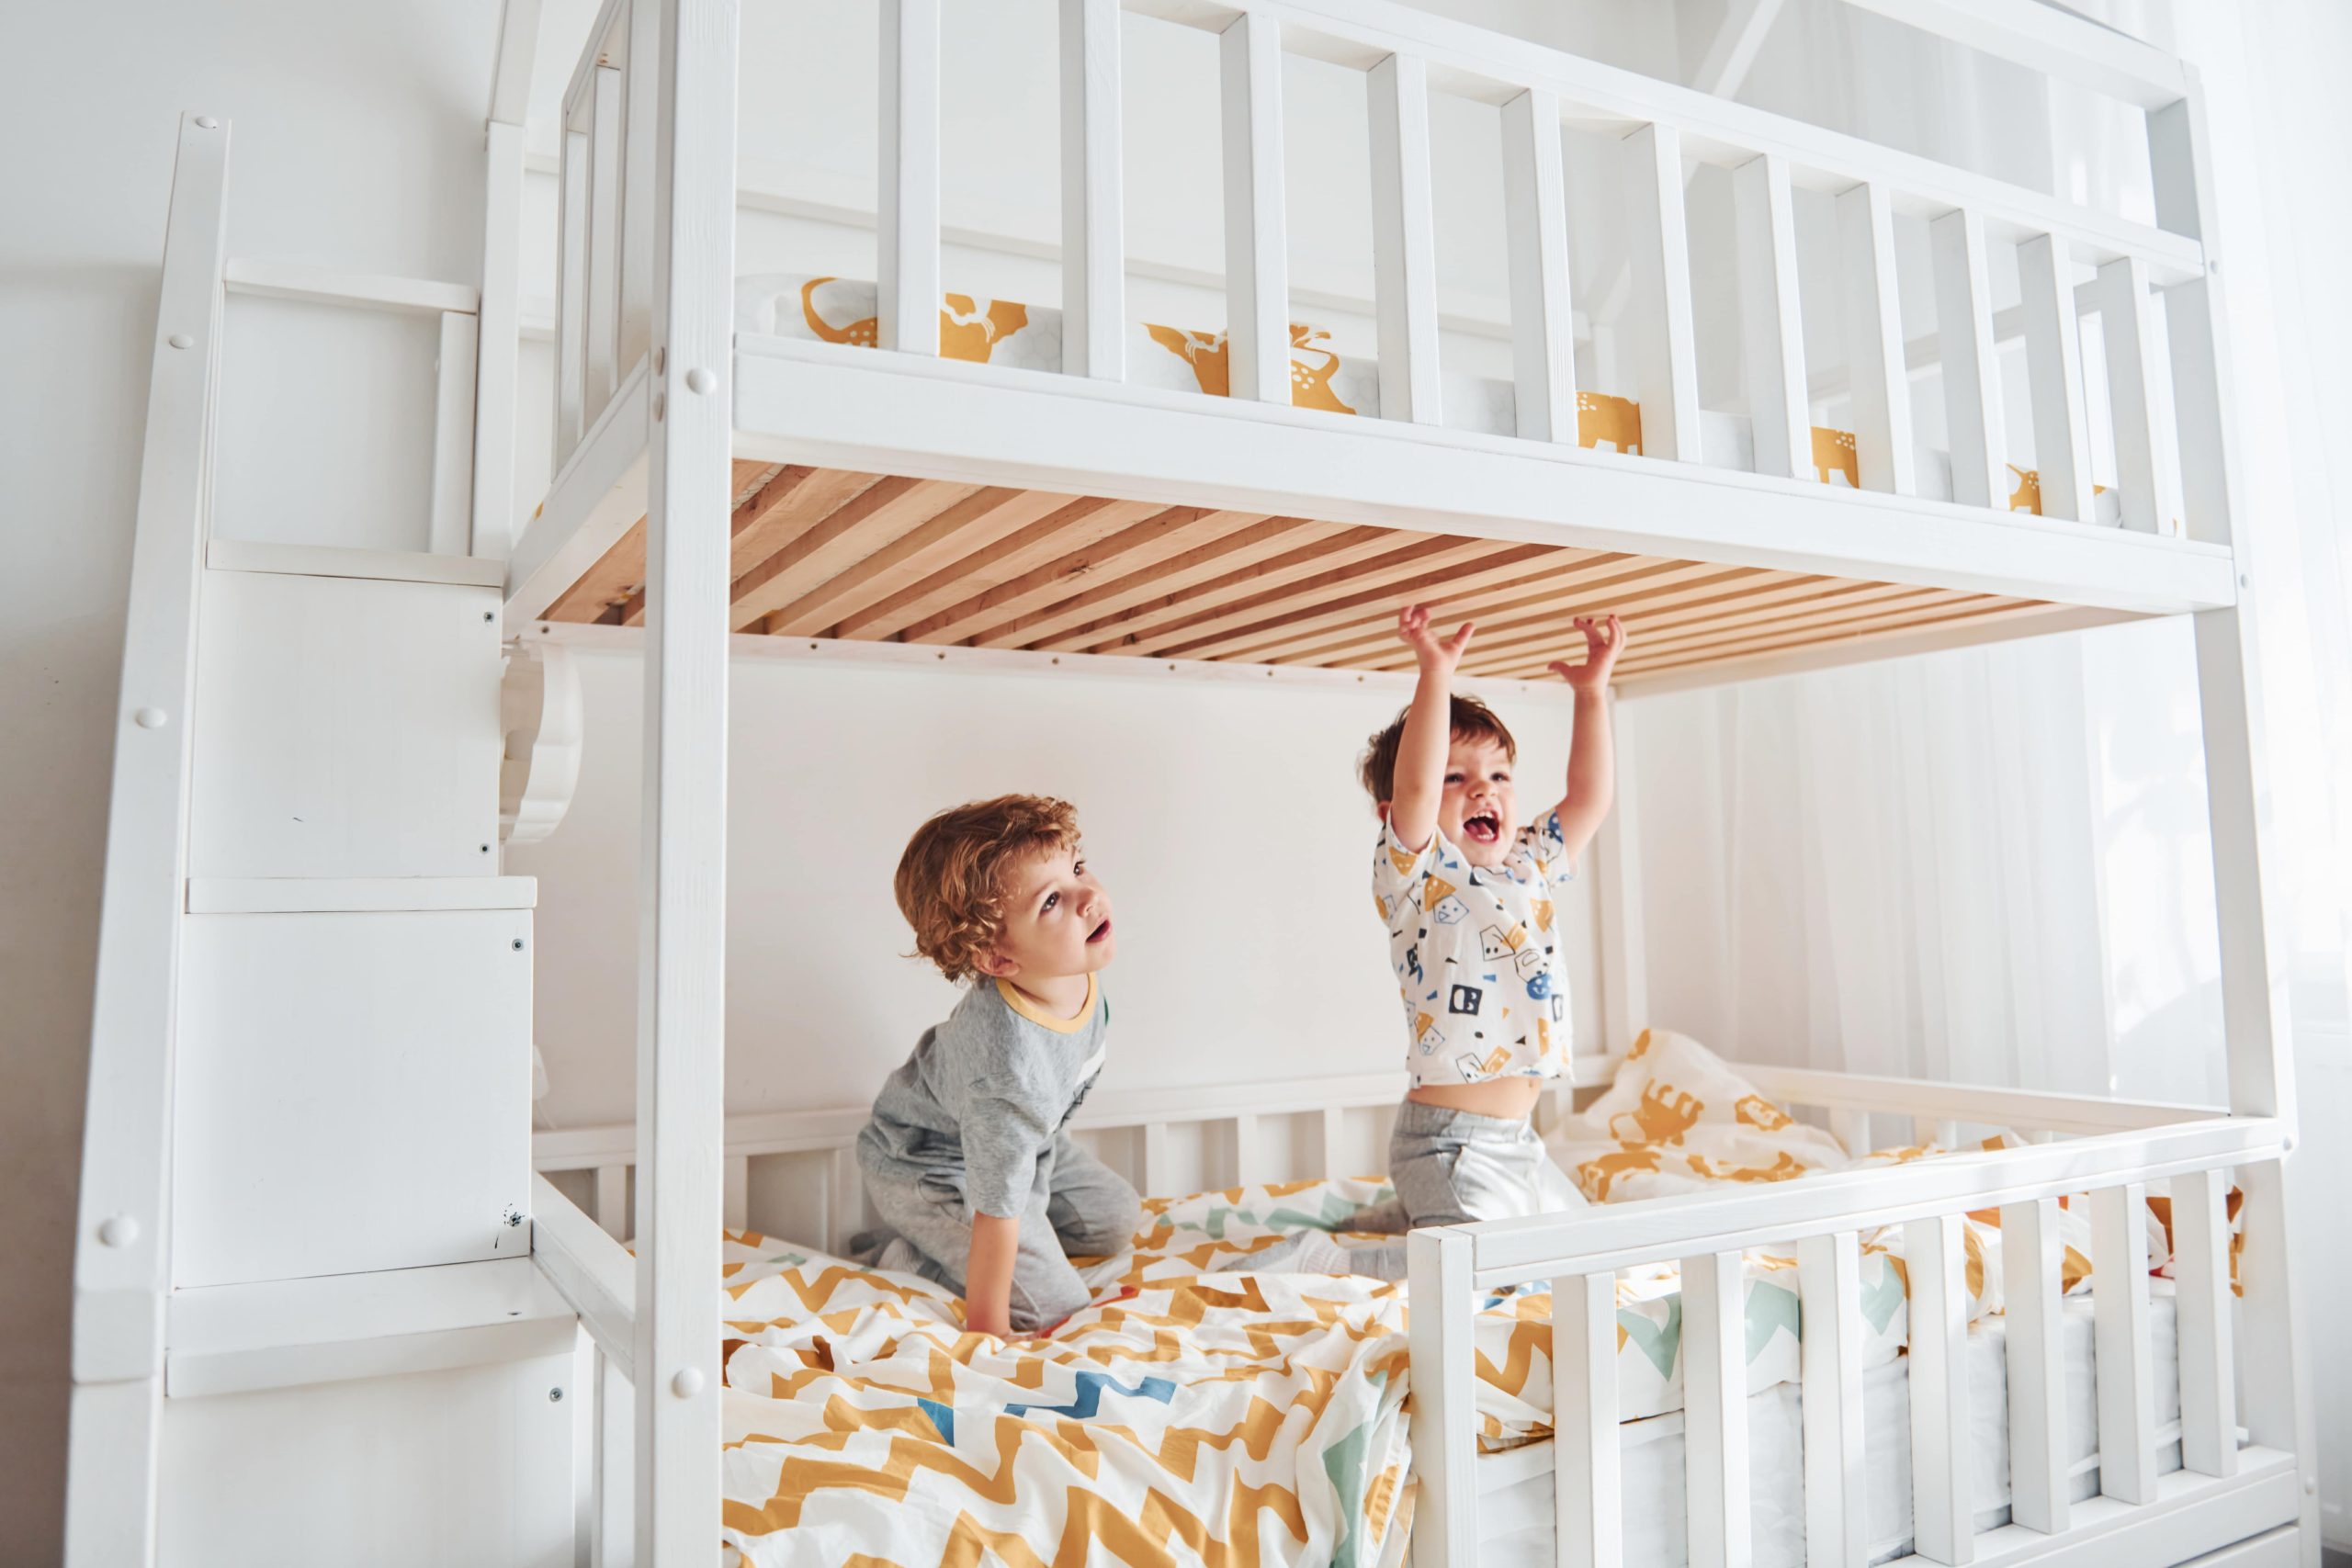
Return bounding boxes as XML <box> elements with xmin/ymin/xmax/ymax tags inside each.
<box><xmin>1595</xmin><ymin>690</ymin><xmax>1646</xmax><ymax>1054</ymax></box>
<box><xmin>1219</xmin><ymin>9</ymin><xmax>1289</xmax><ymax>406</ymax></box>
<box><xmin>632</xmin><ymin>0</ymin><xmax>738</xmax><ymax>1561</ymax></box>
<box><xmin>1406</xmin><ymin>1227</ymin><xmax>1477</xmax><ymax>1566</ymax></box>
<box><xmin>2150</xmin><ymin>66</ymin><xmax>2321</xmax><ymax>1558</ymax></box>
<box><xmin>877</xmin><ymin>0</ymin><xmax>941</xmax><ymax>357</ymax></box>
<box><xmin>472</xmin><ymin>1</ymin><xmax>537</xmax><ymax>558</ymax></box>
<box><xmin>1059</xmin><ymin>0</ymin><xmax>1124</xmax><ymax>381</ymax></box>
<box><xmin>62</xmin><ymin>109</ymin><xmax>229</xmax><ymax>1568</ymax></box>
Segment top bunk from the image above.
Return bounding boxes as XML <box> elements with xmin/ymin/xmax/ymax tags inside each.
<box><xmin>501</xmin><ymin>0</ymin><xmax>2240</xmax><ymax>693</ymax></box>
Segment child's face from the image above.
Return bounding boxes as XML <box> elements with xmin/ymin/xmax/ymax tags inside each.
<box><xmin>982</xmin><ymin>844</ymin><xmax>1115</xmax><ymax>984</ymax></box>
<box><xmin>1440</xmin><ymin>734</ymin><xmax>1518</xmax><ymax>867</ymax></box>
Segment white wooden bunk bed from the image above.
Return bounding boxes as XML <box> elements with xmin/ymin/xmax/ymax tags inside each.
<box><xmin>65</xmin><ymin>1</ymin><xmax>2322</xmax><ymax>1564</ymax></box>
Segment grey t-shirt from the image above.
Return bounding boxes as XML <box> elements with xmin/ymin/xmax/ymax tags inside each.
<box><xmin>861</xmin><ymin>976</ymin><xmax>1111</xmax><ymax>1218</ymax></box>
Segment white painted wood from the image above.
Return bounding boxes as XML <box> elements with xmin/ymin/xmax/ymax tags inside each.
<box><xmin>595</xmin><ymin>1164</ymin><xmax>629</xmax><ymax>1242</ymax></box>
<box><xmin>1317</xmin><ymin>1106</ymin><xmax>1345</xmax><ymax>1176</ymax></box>
<box><xmin>490</xmin><ymin>0</ymin><xmax>543</xmax><ymax>126</ymax></box>
<box><xmin>1059</xmin><ymin>0</ymin><xmax>1125</xmax><ymax>380</ymax></box>
<box><xmin>173</xmin><ymin>908</ymin><xmax>534</xmax><ymax>1287</ymax></box>
<box><xmin>2096</xmin><ymin>255</ymin><xmax>2178</xmax><ymax>536</ymax></box>
<box><xmin>1930</xmin><ymin>207</ymin><xmax>2005</xmax><ymax>507</ymax></box>
<box><xmin>1837</xmin><ymin>0</ymin><xmax>2185</xmax><ymax>107</ymax></box>
<box><xmin>1499</xmin><ymin>89</ymin><xmax>1574</xmax><ymax>444</ymax></box>
<box><xmin>71</xmin><ymin>123</ymin><xmax>228</xmax><ymax>1518</ymax></box>
<box><xmin>723</xmin><ymin>1156</ymin><xmax>750</xmax><ymax>1232</ymax></box>
<box><xmin>167</xmin><ymin>1256</ymin><xmax>574</xmax><ymax>1397</ymax></box>
<box><xmin>1593</xmin><ymin>694</ymin><xmax>1646</xmax><ymax>1053</ymax></box>
<box><xmin>2091</xmin><ymin>1181</ymin><xmax>2158</xmax><ymax>1505</ymax></box>
<box><xmin>1220</xmin><ymin>11</ymin><xmax>1289</xmax><ymax>406</ymax></box>
<box><xmin>1551</xmin><ymin>1271</ymin><xmax>1621</xmax><ymax>1568</ymax></box>
<box><xmin>189</xmin><ymin>570</ymin><xmax>503</xmax><ymax>879</ymax></box>
<box><xmin>732</xmin><ymin>335</ymin><xmax>2239</xmax><ymax>616</ymax></box>
<box><xmin>533</xmin><ymin>1173</ymin><xmax>638</xmax><ymax>1380</ymax></box>
<box><xmin>2001</xmin><ymin>1196</ymin><xmax>2071</xmax><ymax>1534</ymax></box>
<box><xmin>1731</xmin><ymin>153</ymin><xmax>1807</xmax><ymax>480</ymax></box>
<box><xmin>2162</xmin><ymin>276</ymin><xmax>2230</xmax><ymax>547</ymax></box>
<box><xmin>556</xmin><ymin>124</ymin><xmax>590</xmax><ymax>463</ymax></box>
<box><xmin>2145</xmin><ymin>94</ymin><xmax>2201</xmax><ymax>243</ymax></box>
<box><xmin>507</xmin><ymin>354</ymin><xmax>650</xmax><ymax>622</ymax></box>
<box><xmin>2018</xmin><ymin>233</ymin><xmax>2096</xmax><ymax>524</ymax></box>
<box><xmin>1798</xmin><ymin>1231</ymin><xmax>1866</xmax><ymax>1568</ymax></box>
<box><xmin>1906</xmin><ymin>1212</ymin><xmax>1974</xmax><ymax>1563</ymax></box>
<box><xmin>584</xmin><ymin>64</ymin><xmax>624</xmax><ymax>414</ymax></box>
<box><xmin>1682</xmin><ymin>1249</ymin><xmax>1751</xmax><ymax>1568</ymax></box>
<box><xmin>1828</xmin><ymin>1109</ymin><xmax>1870</xmax><ymax>1158</ymax></box>
<box><xmin>431</xmin><ymin>310</ymin><xmax>481</xmax><ymax>557</ymax></box>
<box><xmin>1141</xmin><ymin>1121</ymin><xmax>1172</xmax><ymax>1196</ymax></box>
<box><xmin>571</xmin><ymin>1335</ymin><xmax>597</xmax><ymax>1567</ymax></box>
<box><xmin>475</xmin><ymin>118</ymin><xmax>527</xmax><ymax>557</ymax></box>
<box><xmin>1733</xmin><ymin>1064</ymin><xmax>2210</xmax><ymax>1137</ymax></box>
<box><xmin>620</xmin><ymin>0</ymin><xmax>660</xmax><ymax>379</ymax></box>
<box><xmin>877</xmin><ymin>0</ymin><xmax>941</xmax><ymax>355</ymax></box>
<box><xmin>2193</xmin><ymin>608</ymin><xmax>2290</xmax><ymax>1126</ymax></box>
<box><xmin>634</xmin><ymin>0</ymin><xmax>737</xmax><ymax>1558</ymax></box>
<box><xmin>205</xmin><ymin>537</ymin><xmax>509</xmax><ymax>587</ymax></box>
<box><xmin>597</xmin><ymin>1350</ymin><xmax>633</xmax><ymax>1563</ymax></box>
<box><xmin>2172</xmin><ymin>1167</ymin><xmax>2237</xmax><ymax>1479</ymax></box>
<box><xmin>1620</xmin><ymin>123</ymin><xmax>1701</xmax><ymax>461</ymax></box>
<box><xmin>1407</xmin><ymin>1229</ymin><xmax>1477</xmax><ymax>1566</ymax></box>
<box><xmin>2231</xmin><ymin>1160</ymin><xmax>2310</xmax><ymax>1510</ymax></box>
<box><xmin>1367</xmin><ymin>51</ymin><xmax>1441</xmax><ymax>425</ymax></box>
<box><xmin>1232</xmin><ymin>1111</ymin><xmax>1265</xmax><ymax>1185</ymax></box>
<box><xmin>1836</xmin><ymin>181</ymin><xmax>1916</xmax><ymax>495</ymax></box>
<box><xmin>221</xmin><ymin>257</ymin><xmax>480</xmax><ymax>316</ymax></box>
<box><xmin>187</xmin><ymin>877</ymin><xmax>536</xmax><ymax>914</ymax></box>
<box><xmin>1689</xmin><ymin>0</ymin><xmax>1787</xmax><ymax>97</ymax></box>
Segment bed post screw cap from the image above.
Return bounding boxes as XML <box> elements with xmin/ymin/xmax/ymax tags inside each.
<box><xmin>167</xmin><ymin>334</ymin><xmax>193</xmax><ymax>350</ymax></box>
<box><xmin>99</xmin><ymin>1214</ymin><xmax>139</xmax><ymax>1248</ymax></box>
<box><xmin>134</xmin><ymin>707</ymin><xmax>167</xmax><ymax>729</ymax></box>
<box><xmin>684</xmin><ymin>367</ymin><xmax>714</xmax><ymax>394</ymax></box>
<box><xmin>195</xmin><ymin>116</ymin><xmax>219</xmax><ymax>129</ymax></box>
<box><xmin>671</xmin><ymin>1367</ymin><xmax>705</xmax><ymax>1399</ymax></box>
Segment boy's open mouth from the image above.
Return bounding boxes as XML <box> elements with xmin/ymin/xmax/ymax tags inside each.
<box><xmin>1086</xmin><ymin>918</ymin><xmax>1113</xmax><ymax>944</ymax></box>
<box><xmin>1463</xmin><ymin>811</ymin><xmax>1500</xmax><ymax>844</ymax></box>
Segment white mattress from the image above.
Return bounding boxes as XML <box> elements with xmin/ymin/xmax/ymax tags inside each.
<box><xmin>1469</xmin><ymin>1293</ymin><xmax>2188</xmax><ymax>1567</ymax></box>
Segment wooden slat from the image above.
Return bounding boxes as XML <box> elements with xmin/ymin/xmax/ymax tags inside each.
<box><xmin>1031</xmin><ymin>525</ymin><xmax>1399</xmax><ymax>652</ymax></box>
<box><xmin>839</xmin><ymin>495</ymin><xmax>1166</xmax><ymax>640</ymax></box>
<box><xmin>1906</xmin><ymin>1213</ymin><xmax>1974</xmax><ymax>1565</ymax></box>
<box><xmin>2018</xmin><ymin>233</ymin><xmax>2096</xmax><ymax>523</ymax></box>
<box><xmin>1607</xmin><ymin>594</ymin><xmax>2031</xmax><ymax>676</ymax></box>
<box><xmin>1622</xmin><ymin>123</ymin><xmax>1701</xmax><ymax>461</ymax></box>
<box><xmin>977</xmin><ymin>516</ymin><xmax>1338</xmax><ymax>649</ymax></box>
<box><xmin>724</xmin><ymin>466</ymin><xmax>881</xmax><ymax>586</ymax></box>
<box><xmin>2001</xmin><ymin>1196</ymin><xmax>2070</xmax><ymax>1533</ymax></box>
<box><xmin>1732</xmin><ymin>154</ymin><xmax>1808</xmax><ymax>481</ymax></box>
<box><xmin>878</xmin><ymin>0</ymin><xmax>941</xmax><ymax>355</ymax></box>
<box><xmin>1837</xmin><ymin>180</ymin><xmax>1916</xmax><ymax>496</ymax></box>
<box><xmin>2172</xmin><ymin>1166</ymin><xmax>2238</xmax><ymax>1478</ymax></box>
<box><xmin>1407</xmin><ymin>1230</ymin><xmax>1479</xmax><ymax>1565</ymax></box>
<box><xmin>1059</xmin><ymin>0</ymin><xmax>1124</xmax><ymax>380</ymax></box>
<box><xmin>1681</xmin><ymin>1249</ymin><xmax>1750</xmax><ymax>1568</ymax></box>
<box><xmin>1434</xmin><ymin>568</ymin><xmax>1892</xmax><ymax>675</ymax></box>
<box><xmin>1931</xmin><ymin>208</ymin><xmax>2006</xmax><ymax>508</ymax></box>
<box><xmin>2161</xmin><ymin>276</ymin><xmax>2229</xmax><ymax>546</ymax></box>
<box><xmin>2097</xmin><ymin>254</ymin><xmax>2178</xmax><ymax>535</ymax></box>
<box><xmin>583</xmin><ymin>65</ymin><xmax>623</xmax><ymax>416</ymax></box>
<box><xmin>766</xmin><ymin>487</ymin><xmax>1080</xmax><ymax>637</ymax></box>
<box><xmin>1220</xmin><ymin>10</ymin><xmax>1287</xmax><ymax>405</ymax></box>
<box><xmin>2090</xmin><ymin>1181</ymin><xmax>2158</xmax><ymax>1505</ymax></box>
<box><xmin>1171</xmin><ymin>541</ymin><xmax>1576</xmax><ymax>662</ymax></box>
<box><xmin>1107</xmin><ymin>536</ymin><xmax>1511</xmax><ymax>659</ymax></box>
<box><xmin>1552</xmin><ymin>1271</ymin><xmax>1622</xmax><ymax>1568</ymax></box>
<box><xmin>1367</xmin><ymin>51</ymin><xmax>1441</xmax><ymax>425</ymax></box>
<box><xmin>1507</xmin><ymin>583</ymin><xmax>1972</xmax><ymax>674</ymax></box>
<box><xmin>547</xmin><ymin>459</ymin><xmax>788</xmax><ymax>623</ymax></box>
<box><xmin>899</xmin><ymin>507</ymin><xmax>1263</xmax><ymax>645</ymax></box>
<box><xmin>554</xmin><ymin>122</ymin><xmax>590</xmax><ymax>462</ymax></box>
<box><xmin>1501</xmin><ymin>87</ymin><xmax>1575</xmax><ymax>445</ymax></box>
<box><xmin>729</xmin><ymin>478</ymin><xmax>978</xmax><ymax>630</ymax></box>
<box><xmin>1800</xmin><ymin>1232</ymin><xmax>1867</xmax><ymax>1568</ymax></box>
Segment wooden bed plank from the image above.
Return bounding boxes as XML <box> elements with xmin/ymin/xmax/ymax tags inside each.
<box><xmin>1608</xmin><ymin>597</ymin><xmax>2055</xmax><ymax>679</ymax></box>
<box><xmin>763</xmin><ymin>486</ymin><xmax>1077</xmax><ymax>637</ymax></box>
<box><xmin>899</xmin><ymin>507</ymin><xmax>1266</xmax><ymax>645</ymax></box>
<box><xmin>1162</xmin><ymin>540</ymin><xmax>1577</xmax><ymax>662</ymax></box>
<box><xmin>1305</xmin><ymin>557</ymin><xmax>1751</xmax><ymax>671</ymax></box>
<box><xmin>543</xmin><ymin>459</ymin><xmax>785</xmax><ymax>623</ymax></box>
<box><xmin>975</xmin><ymin>515</ymin><xmax>1338</xmax><ymax>649</ymax></box>
<box><xmin>837</xmin><ymin>495</ymin><xmax>1167</xmax><ymax>640</ymax></box>
<box><xmin>1028</xmin><ymin>525</ymin><xmax>1403</xmax><ymax>652</ymax></box>
<box><xmin>727</xmin><ymin>476</ymin><xmax>978</xmax><ymax>631</ymax></box>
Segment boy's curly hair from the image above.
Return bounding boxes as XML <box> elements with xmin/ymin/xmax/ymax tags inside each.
<box><xmin>895</xmin><ymin>795</ymin><xmax>1082</xmax><ymax>983</ymax></box>
<box><xmin>1358</xmin><ymin>695</ymin><xmax>1517</xmax><ymax>804</ymax></box>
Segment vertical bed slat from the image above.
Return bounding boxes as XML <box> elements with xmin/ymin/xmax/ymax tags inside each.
<box><xmin>2096</xmin><ymin>255</ymin><xmax>2178</xmax><ymax>535</ymax></box>
<box><xmin>2172</xmin><ymin>1166</ymin><xmax>2237</xmax><ymax>1478</ymax></box>
<box><xmin>1798</xmin><ymin>1232</ymin><xmax>1866</xmax><ymax>1568</ymax></box>
<box><xmin>2162</xmin><ymin>276</ymin><xmax>2228</xmax><ymax>544</ymax></box>
<box><xmin>1905</xmin><ymin>1213</ymin><xmax>1973</xmax><ymax>1564</ymax></box>
<box><xmin>1408</xmin><ymin>1230</ymin><xmax>1479</xmax><ymax>1567</ymax></box>
<box><xmin>475</xmin><ymin>118</ymin><xmax>526</xmax><ymax>557</ymax></box>
<box><xmin>584</xmin><ymin>63</ymin><xmax>624</xmax><ymax>412</ymax></box>
<box><xmin>1059</xmin><ymin>0</ymin><xmax>1124</xmax><ymax>379</ymax></box>
<box><xmin>2018</xmin><ymin>233</ymin><xmax>2096</xmax><ymax>523</ymax></box>
<box><xmin>2000</xmin><ymin>1196</ymin><xmax>2070</xmax><ymax>1534</ymax></box>
<box><xmin>877</xmin><ymin>0</ymin><xmax>942</xmax><ymax>355</ymax></box>
<box><xmin>1834</xmin><ymin>181</ymin><xmax>1916</xmax><ymax>495</ymax></box>
<box><xmin>556</xmin><ymin>122</ymin><xmax>590</xmax><ymax>461</ymax></box>
<box><xmin>1731</xmin><ymin>152</ymin><xmax>1807</xmax><ymax>480</ymax></box>
<box><xmin>1142</xmin><ymin>1120</ymin><xmax>1172</xmax><ymax>1197</ymax></box>
<box><xmin>1219</xmin><ymin>10</ymin><xmax>1289</xmax><ymax>405</ymax></box>
<box><xmin>1232</xmin><ymin>1111</ymin><xmax>1265</xmax><ymax>1186</ymax></box>
<box><xmin>1500</xmin><ymin>88</ymin><xmax>1574</xmax><ymax>444</ymax></box>
<box><xmin>1928</xmin><ymin>207</ymin><xmax>2005</xmax><ymax>507</ymax></box>
<box><xmin>1552</xmin><ymin>1271</ymin><xmax>1622</xmax><ymax>1568</ymax></box>
<box><xmin>1593</xmin><ymin>695</ymin><xmax>1646</xmax><ymax>1052</ymax></box>
<box><xmin>1620</xmin><ymin>123</ymin><xmax>1700</xmax><ymax>460</ymax></box>
<box><xmin>620</xmin><ymin>0</ymin><xmax>660</xmax><ymax>377</ymax></box>
<box><xmin>722</xmin><ymin>1154</ymin><xmax>749</xmax><ymax>1234</ymax></box>
<box><xmin>2090</xmin><ymin>1181</ymin><xmax>2158</xmax><ymax>1505</ymax></box>
<box><xmin>1828</xmin><ymin>1109</ymin><xmax>1869</xmax><ymax>1159</ymax></box>
<box><xmin>1682</xmin><ymin>1249</ymin><xmax>1751</xmax><ymax>1568</ymax></box>
<box><xmin>429</xmin><ymin>311</ymin><xmax>480</xmax><ymax>557</ymax></box>
<box><xmin>1367</xmin><ymin>51</ymin><xmax>1441</xmax><ymax>425</ymax></box>
<box><xmin>595</xmin><ymin>1163</ymin><xmax>629</xmax><ymax>1243</ymax></box>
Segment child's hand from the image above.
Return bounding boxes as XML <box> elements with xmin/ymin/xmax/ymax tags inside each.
<box><xmin>1398</xmin><ymin>603</ymin><xmax>1474</xmax><ymax>674</ymax></box>
<box><xmin>1546</xmin><ymin>615</ymin><xmax>1626</xmax><ymax>694</ymax></box>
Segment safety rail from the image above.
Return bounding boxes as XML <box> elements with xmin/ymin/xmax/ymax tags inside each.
<box><xmin>1407</xmin><ymin>1112</ymin><xmax>2290</xmax><ymax>1567</ymax></box>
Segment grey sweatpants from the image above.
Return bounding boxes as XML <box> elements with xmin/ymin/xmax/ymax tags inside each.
<box><xmin>854</xmin><ymin>1131</ymin><xmax>1142</xmax><ymax>1332</ymax></box>
<box><xmin>1341</xmin><ymin>1099</ymin><xmax>1584</xmax><ymax>1281</ymax></box>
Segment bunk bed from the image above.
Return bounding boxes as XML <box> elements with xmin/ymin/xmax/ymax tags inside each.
<box><xmin>65</xmin><ymin>0</ymin><xmax>2319</xmax><ymax>1565</ymax></box>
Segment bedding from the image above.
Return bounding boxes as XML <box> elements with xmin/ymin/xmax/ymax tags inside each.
<box><xmin>737</xmin><ymin>272</ymin><xmax>2129</xmax><ymax>526</ymax></box>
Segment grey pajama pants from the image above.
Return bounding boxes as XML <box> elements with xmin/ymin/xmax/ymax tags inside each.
<box><xmin>1340</xmin><ymin>1098</ymin><xmax>1585</xmax><ymax>1281</ymax></box>
<box><xmin>853</xmin><ymin>1131</ymin><xmax>1143</xmax><ymax>1332</ymax></box>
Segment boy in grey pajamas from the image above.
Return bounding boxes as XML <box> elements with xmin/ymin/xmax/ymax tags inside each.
<box><xmin>852</xmin><ymin>795</ymin><xmax>1142</xmax><ymax>1336</ymax></box>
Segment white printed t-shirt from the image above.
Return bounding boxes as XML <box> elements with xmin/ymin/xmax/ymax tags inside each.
<box><xmin>1372</xmin><ymin>810</ymin><xmax>1576</xmax><ymax>1087</ymax></box>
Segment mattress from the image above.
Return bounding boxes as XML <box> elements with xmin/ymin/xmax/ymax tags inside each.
<box><xmin>737</xmin><ymin>271</ymin><xmax>2128</xmax><ymax>526</ymax></box>
<box><xmin>1475</xmin><ymin>1292</ymin><xmax>2191</xmax><ymax>1568</ymax></box>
